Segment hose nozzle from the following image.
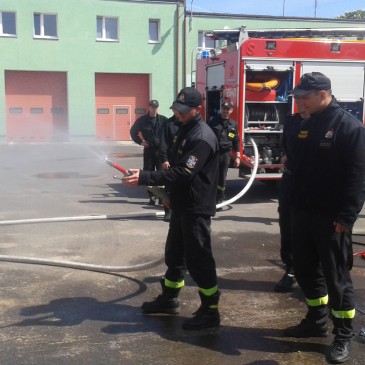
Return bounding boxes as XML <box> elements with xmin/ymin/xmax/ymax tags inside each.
<box><xmin>105</xmin><ymin>157</ymin><xmax>133</xmax><ymax>176</ymax></box>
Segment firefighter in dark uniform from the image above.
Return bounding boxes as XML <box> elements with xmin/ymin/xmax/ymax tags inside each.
<box><xmin>275</xmin><ymin>109</ymin><xmax>309</xmax><ymax>292</ymax></box>
<box><xmin>159</xmin><ymin>108</ymin><xmax>181</xmax><ymax>222</ymax></box>
<box><xmin>283</xmin><ymin>72</ymin><xmax>365</xmax><ymax>364</ymax></box>
<box><xmin>207</xmin><ymin>101</ymin><xmax>240</xmax><ymax>204</ymax></box>
<box><xmin>122</xmin><ymin>87</ymin><xmax>220</xmax><ymax>330</ymax></box>
<box><xmin>130</xmin><ymin>100</ymin><xmax>168</xmax><ymax>205</ymax></box>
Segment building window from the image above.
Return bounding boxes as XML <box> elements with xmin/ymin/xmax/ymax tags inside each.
<box><xmin>149</xmin><ymin>19</ymin><xmax>160</xmax><ymax>43</ymax></box>
<box><xmin>30</xmin><ymin>108</ymin><xmax>44</xmax><ymax>114</ymax></box>
<box><xmin>135</xmin><ymin>108</ymin><xmax>146</xmax><ymax>115</ymax></box>
<box><xmin>34</xmin><ymin>13</ymin><xmax>58</xmax><ymax>39</ymax></box>
<box><xmin>96</xmin><ymin>16</ymin><xmax>118</xmax><ymax>41</ymax></box>
<box><xmin>116</xmin><ymin>108</ymin><xmax>128</xmax><ymax>114</ymax></box>
<box><xmin>0</xmin><ymin>11</ymin><xmax>16</xmax><ymax>36</ymax></box>
<box><xmin>51</xmin><ymin>108</ymin><xmax>64</xmax><ymax>114</ymax></box>
<box><xmin>9</xmin><ymin>107</ymin><xmax>22</xmax><ymax>114</ymax></box>
<box><xmin>198</xmin><ymin>31</ymin><xmax>216</xmax><ymax>49</ymax></box>
<box><xmin>97</xmin><ymin>108</ymin><xmax>109</xmax><ymax>114</ymax></box>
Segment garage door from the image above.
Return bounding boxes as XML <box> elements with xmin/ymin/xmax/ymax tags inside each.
<box><xmin>95</xmin><ymin>73</ymin><xmax>149</xmax><ymax>141</ymax></box>
<box><xmin>5</xmin><ymin>71</ymin><xmax>68</xmax><ymax>142</ymax></box>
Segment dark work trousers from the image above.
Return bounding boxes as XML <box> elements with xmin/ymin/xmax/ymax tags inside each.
<box><xmin>218</xmin><ymin>150</ymin><xmax>231</xmax><ymax>193</ymax></box>
<box><xmin>164</xmin><ymin>211</ymin><xmax>218</xmax><ymax>290</ymax></box>
<box><xmin>291</xmin><ymin>208</ymin><xmax>354</xmax><ymax>338</ymax></box>
<box><xmin>278</xmin><ymin>172</ymin><xmax>294</xmax><ymax>273</ymax></box>
<box><xmin>143</xmin><ymin>147</ymin><xmax>162</xmax><ymax>172</ymax></box>
<box><xmin>143</xmin><ymin>147</ymin><xmax>162</xmax><ymax>199</ymax></box>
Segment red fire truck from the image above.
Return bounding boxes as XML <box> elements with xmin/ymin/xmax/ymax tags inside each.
<box><xmin>195</xmin><ymin>26</ymin><xmax>365</xmax><ymax>180</ymax></box>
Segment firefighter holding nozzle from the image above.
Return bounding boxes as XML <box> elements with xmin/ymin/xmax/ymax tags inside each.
<box><xmin>283</xmin><ymin>72</ymin><xmax>365</xmax><ymax>364</ymax></box>
<box><xmin>122</xmin><ymin>87</ymin><xmax>221</xmax><ymax>330</ymax></box>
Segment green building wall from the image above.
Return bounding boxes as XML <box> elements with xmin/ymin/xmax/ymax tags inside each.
<box><xmin>0</xmin><ymin>0</ymin><xmax>182</xmax><ymax>139</ymax></box>
<box><xmin>0</xmin><ymin>0</ymin><xmax>364</xmax><ymax>140</ymax></box>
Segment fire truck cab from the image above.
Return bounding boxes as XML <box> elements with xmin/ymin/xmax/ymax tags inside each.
<box><xmin>195</xmin><ymin>26</ymin><xmax>365</xmax><ymax>180</ymax></box>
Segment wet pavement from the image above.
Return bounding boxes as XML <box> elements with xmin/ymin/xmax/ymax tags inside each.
<box><xmin>0</xmin><ymin>142</ymin><xmax>364</xmax><ymax>365</ymax></box>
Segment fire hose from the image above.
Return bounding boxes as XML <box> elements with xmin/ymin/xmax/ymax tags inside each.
<box><xmin>0</xmin><ymin>138</ymin><xmax>259</xmax><ymax>273</ymax></box>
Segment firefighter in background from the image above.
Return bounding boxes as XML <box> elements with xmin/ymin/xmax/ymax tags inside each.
<box><xmin>208</xmin><ymin>101</ymin><xmax>240</xmax><ymax>204</ymax></box>
<box><xmin>275</xmin><ymin>106</ymin><xmax>310</xmax><ymax>293</ymax></box>
<box><xmin>122</xmin><ymin>87</ymin><xmax>221</xmax><ymax>330</ymax></box>
<box><xmin>130</xmin><ymin>100</ymin><xmax>168</xmax><ymax>205</ymax></box>
<box><xmin>159</xmin><ymin>107</ymin><xmax>181</xmax><ymax>222</ymax></box>
<box><xmin>283</xmin><ymin>72</ymin><xmax>365</xmax><ymax>364</ymax></box>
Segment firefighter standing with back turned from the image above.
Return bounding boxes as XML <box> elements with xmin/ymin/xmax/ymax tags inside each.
<box><xmin>130</xmin><ymin>100</ymin><xmax>168</xmax><ymax>205</ymax></box>
<box><xmin>208</xmin><ymin>101</ymin><xmax>240</xmax><ymax>205</ymax></box>
<box><xmin>122</xmin><ymin>87</ymin><xmax>221</xmax><ymax>330</ymax></box>
<box><xmin>283</xmin><ymin>72</ymin><xmax>365</xmax><ymax>364</ymax></box>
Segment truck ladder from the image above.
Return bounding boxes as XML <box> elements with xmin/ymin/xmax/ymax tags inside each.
<box><xmin>204</xmin><ymin>26</ymin><xmax>365</xmax><ymax>47</ymax></box>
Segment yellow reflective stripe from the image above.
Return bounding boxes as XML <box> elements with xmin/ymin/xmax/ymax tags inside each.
<box><xmin>331</xmin><ymin>309</ymin><xmax>355</xmax><ymax>319</ymax></box>
<box><xmin>164</xmin><ymin>278</ymin><xmax>184</xmax><ymax>289</ymax></box>
<box><xmin>217</xmin><ymin>185</ymin><xmax>225</xmax><ymax>191</ymax></box>
<box><xmin>199</xmin><ymin>285</ymin><xmax>218</xmax><ymax>296</ymax></box>
<box><xmin>306</xmin><ymin>294</ymin><xmax>329</xmax><ymax>307</ymax></box>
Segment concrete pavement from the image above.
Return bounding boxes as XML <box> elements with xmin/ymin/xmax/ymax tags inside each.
<box><xmin>0</xmin><ymin>142</ymin><xmax>364</xmax><ymax>365</ymax></box>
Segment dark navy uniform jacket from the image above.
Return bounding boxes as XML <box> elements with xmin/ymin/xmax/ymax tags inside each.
<box><xmin>160</xmin><ymin>115</ymin><xmax>181</xmax><ymax>164</ymax></box>
<box><xmin>282</xmin><ymin>113</ymin><xmax>305</xmax><ymax>171</ymax></box>
<box><xmin>291</xmin><ymin>98</ymin><xmax>365</xmax><ymax>228</ymax></box>
<box><xmin>130</xmin><ymin>113</ymin><xmax>167</xmax><ymax>149</ymax></box>
<box><xmin>208</xmin><ymin>116</ymin><xmax>239</xmax><ymax>153</ymax></box>
<box><xmin>139</xmin><ymin>114</ymin><xmax>219</xmax><ymax>216</ymax></box>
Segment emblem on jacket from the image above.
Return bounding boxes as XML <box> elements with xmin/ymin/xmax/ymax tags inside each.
<box><xmin>186</xmin><ymin>155</ymin><xmax>198</xmax><ymax>169</ymax></box>
<box><xmin>325</xmin><ymin>129</ymin><xmax>334</xmax><ymax>139</ymax></box>
<box><xmin>298</xmin><ymin>130</ymin><xmax>308</xmax><ymax>139</ymax></box>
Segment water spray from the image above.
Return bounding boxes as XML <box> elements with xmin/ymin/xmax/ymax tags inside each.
<box><xmin>0</xmin><ymin>139</ymin><xmax>260</xmax><ymax>273</ymax></box>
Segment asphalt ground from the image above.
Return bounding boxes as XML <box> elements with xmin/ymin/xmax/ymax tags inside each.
<box><xmin>0</xmin><ymin>142</ymin><xmax>364</xmax><ymax>365</ymax></box>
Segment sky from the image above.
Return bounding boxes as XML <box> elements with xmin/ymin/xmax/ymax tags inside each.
<box><xmin>188</xmin><ymin>0</ymin><xmax>365</xmax><ymax>19</ymax></box>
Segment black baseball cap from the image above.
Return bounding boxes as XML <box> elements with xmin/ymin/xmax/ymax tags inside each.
<box><xmin>221</xmin><ymin>101</ymin><xmax>234</xmax><ymax>109</ymax></box>
<box><xmin>171</xmin><ymin>87</ymin><xmax>202</xmax><ymax>113</ymax></box>
<box><xmin>288</xmin><ymin>72</ymin><xmax>331</xmax><ymax>97</ymax></box>
<box><xmin>149</xmin><ymin>100</ymin><xmax>159</xmax><ymax>108</ymax></box>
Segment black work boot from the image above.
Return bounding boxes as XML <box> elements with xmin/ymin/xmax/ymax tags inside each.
<box><xmin>283</xmin><ymin>318</ymin><xmax>328</xmax><ymax>338</ymax></box>
<box><xmin>327</xmin><ymin>338</ymin><xmax>351</xmax><ymax>364</ymax></box>
<box><xmin>142</xmin><ymin>279</ymin><xmax>181</xmax><ymax>314</ymax></box>
<box><xmin>147</xmin><ymin>195</ymin><xmax>156</xmax><ymax>206</ymax></box>
<box><xmin>182</xmin><ymin>291</ymin><xmax>220</xmax><ymax>330</ymax></box>
<box><xmin>216</xmin><ymin>189</ymin><xmax>224</xmax><ymax>205</ymax></box>
<box><xmin>274</xmin><ymin>272</ymin><xmax>296</xmax><ymax>293</ymax></box>
<box><xmin>163</xmin><ymin>207</ymin><xmax>171</xmax><ymax>222</ymax></box>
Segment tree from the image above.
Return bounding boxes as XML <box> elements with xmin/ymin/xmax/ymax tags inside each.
<box><xmin>336</xmin><ymin>10</ymin><xmax>365</xmax><ymax>19</ymax></box>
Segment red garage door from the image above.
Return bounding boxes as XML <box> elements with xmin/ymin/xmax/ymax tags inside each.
<box><xmin>5</xmin><ymin>71</ymin><xmax>68</xmax><ymax>142</ymax></box>
<box><xmin>95</xmin><ymin>73</ymin><xmax>149</xmax><ymax>141</ymax></box>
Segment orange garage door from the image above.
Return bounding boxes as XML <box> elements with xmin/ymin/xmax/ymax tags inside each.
<box><xmin>95</xmin><ymin>73</ymin><xmax>149</xmax><ymax>141</ymax></box>
<box><xmin>5</xmin><ymin>71</ymin><xmax>68</xmax><ymax>142</ymax></box>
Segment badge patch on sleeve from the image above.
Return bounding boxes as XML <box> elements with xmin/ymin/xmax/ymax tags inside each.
<box><xmin>186</xmin><ymin>155</ymin><xmax>198</xmax><ymax>169</ymax></box>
